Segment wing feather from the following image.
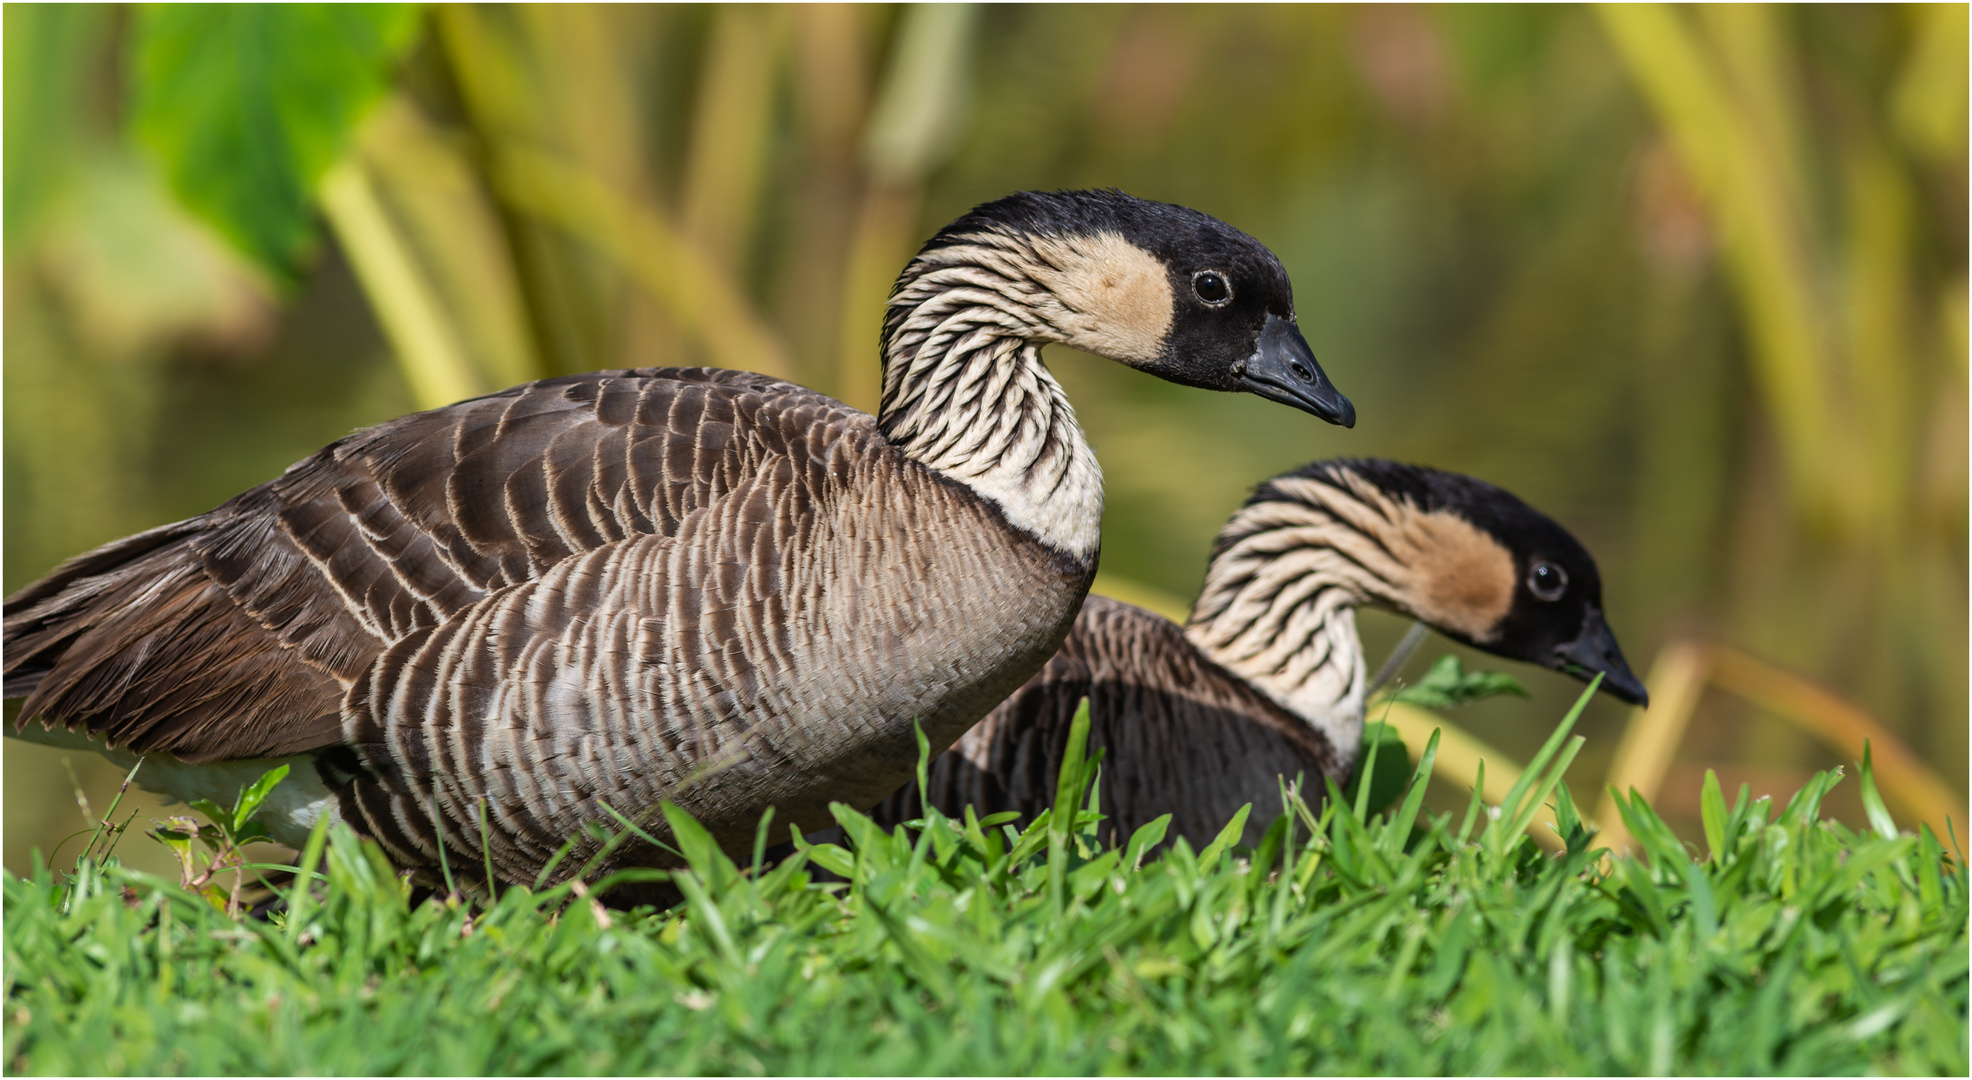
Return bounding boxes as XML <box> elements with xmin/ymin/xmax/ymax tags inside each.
<box><xmin>3</xmin><ymin>368</ymin><xmax>855</xmax><ymax>762</ymax></box>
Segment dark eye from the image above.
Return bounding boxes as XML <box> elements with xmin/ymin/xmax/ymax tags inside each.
<box><xmin>1528</xmin><ymin>562</ymin><xmax>1567</xmax><ymax>601</ymax></box>
<box><xmin>1192</xmin><ymin>269</ymin><xmax>1232</xmax><ymax>306</ymax></box>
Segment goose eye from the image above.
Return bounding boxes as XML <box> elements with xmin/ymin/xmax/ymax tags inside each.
<box><xmin>1528</xmin><ymin>562</ymin><xmax>1567</xmax><ymax>601</ymax></box>
<box><xmin>1192</xmin><ymin>270</ymin><xmax>1232</xmax><ymax>306</ymax></box>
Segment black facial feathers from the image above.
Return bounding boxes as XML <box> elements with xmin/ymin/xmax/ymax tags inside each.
<box><xmin>1257</xmin><ymin>459</ymin><xmax>1601</xmax><ymax>595</ymax></box>
<box><xmin>926</xmin><ymin>190</ymin><xmax>1285</xmax><ymax>288</ymax></box>
<box><xmin>934</xmin><ymin>189</ymin><xmax>1292</xmax><ymax>310</ymax></box>
<box><xmin>918</xmin><ymin>190</ymin><xmax>1350</xmax><ymax>423</ymax></box>
<box><xmin>1235</xmin><ymin>458</ymin><xmax>1645</xmax><ymax>702</ymax></box>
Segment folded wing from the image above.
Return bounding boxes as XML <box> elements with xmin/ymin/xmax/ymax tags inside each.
<box><xmin>3</xmin><ymin>368</ymin><xmax>858</xmax><ymax>763</ymax></box>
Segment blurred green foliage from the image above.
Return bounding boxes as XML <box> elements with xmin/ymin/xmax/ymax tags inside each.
<box><xmin>131</xmin><ymin>4</ymin><xmax>423</xmax><ymax>277</ymax></box>
<box><xmin>1390</xmin><ymin>655</ymin><xmax>1532</xmax><ymax>711</ymax></box>
<box><xmin>4</xmin><ymin>4</ymin><xmax>1965</xmax><ymax>872</ymax></box>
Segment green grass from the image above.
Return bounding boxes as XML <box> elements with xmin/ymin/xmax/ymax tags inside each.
<box><xmin>6</xmin><ymin>688</ymin><xmax>1966</xmax><ymax>1075</ymax></box>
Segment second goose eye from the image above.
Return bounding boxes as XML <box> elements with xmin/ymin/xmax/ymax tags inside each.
<box><xmin>1529</xmin><ymin>562</ymin><xmax>1567</xmax><ymax>601</ymax></box>
<box><xmin>1192</xmin><ymin>270</ymin><xmax>1232</xmax><ymax>306</ymax></box>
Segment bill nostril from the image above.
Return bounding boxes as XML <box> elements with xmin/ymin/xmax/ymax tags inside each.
<box><xmin>1290</xmin><ymin>361</ymin><xmax>1311</xmax><ymax>381</ymax></box>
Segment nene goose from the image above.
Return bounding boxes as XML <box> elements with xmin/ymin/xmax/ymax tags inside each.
<box><xmin>867</xmin><ymin>458</ymin><xmax>1647</xmax><ymax>847</ymax></box>
<box><xmin>4</xmin><ymin>189</ymin><xmax>1354</xmax><ymax>889</ymax></box>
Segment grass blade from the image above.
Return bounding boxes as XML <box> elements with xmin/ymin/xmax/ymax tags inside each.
<box><xmin>284</xmin><ymin>811</ymin><xmax>333</xmax><ymax>943</ymax></box>
<box><xmin>1498</xmin><ymin>735</ymin><xmax>1586</xmax><ymax>849</ymax></box>
<box><xmin>1700</xmin><ymin>769</ymin><xmax>1729</xmax><ymax>862</ymax></box>
<box><xmin>1352</xmin><ymin>720</ymin><xmax>1385</xmax><ymax>822</ymax></box>
<box><xmin>1857</xmin><ymin>741</ymin><xmax>1899</xmax><ymax>840</ymax></box>
<box><xmin>1049</xmin><ymin>698</ymin><xmax>1093</xmax><ymax>914</ymax></box>
<box><xmin>1458</xmin><ymin>760</ymin><xmax>1487</xmax><ymax>844</ymax></box>
<box><xmin>1381</xmin><ymin>727</ymin><xmax>1441</xmax><ymax>853</ymax></box>
<box><xmin>1498</xmin><ymin>674</ymin><xmax>1599</xmax><ymax>827</ymax></box>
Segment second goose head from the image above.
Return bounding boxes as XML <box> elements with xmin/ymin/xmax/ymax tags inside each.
<box><xmin>1190</xmin><ymin>458</ymin><xmax>1649</xmax><ymax>716</ymax></box>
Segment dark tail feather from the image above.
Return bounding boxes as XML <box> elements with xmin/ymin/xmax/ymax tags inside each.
<box><xmin>1</xmin><ymin>510</ymin><xmax>346</xmax><ymax>760</ymax></box>
<box><xmin>4</xmin><ymin>518</ymin><xmax>204</xmax><ymax>615</ymax></box>
<box><xmin>4</xmin><ymin>670</ymin><xmax>43</xmax><ymax>701</ymax></box>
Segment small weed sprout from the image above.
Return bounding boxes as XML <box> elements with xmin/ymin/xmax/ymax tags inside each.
<box><xmin>148</xmin><ymin>764</ymin><xmax>290</xmax><ymax>917</ymax></box>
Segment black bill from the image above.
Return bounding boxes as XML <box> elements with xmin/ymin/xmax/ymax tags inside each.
<box><xmin>1240</xmin><ymin>313</ymin><xmax>1355</xmax><ymax>428</ymax></box>
<box><xmin>1550</xmin><ymin>607</ymin><xmax>1650</xmax><ymax>707</ymax></box>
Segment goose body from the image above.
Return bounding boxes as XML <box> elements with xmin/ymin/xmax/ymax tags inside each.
<box><xmin>869</xmin><ymin>459</ymin><xmax>1647</xmax><ymax>847</ymax></box>
<box><xmin>6</xmin><ymin>191</ymin><xmax>1353</xmax><ymax>888</ymax></box>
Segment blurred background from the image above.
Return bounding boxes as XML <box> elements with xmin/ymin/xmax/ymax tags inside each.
<box><xmin>6</xmin><ymin>4</ymin><xmax>1965</xmax><ymax>875</ymax></box>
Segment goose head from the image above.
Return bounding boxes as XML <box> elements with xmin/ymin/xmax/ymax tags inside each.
<box><xmin>915</xmin><ymin>189</ymin><xmax>1356</xmax><ymax>427</ymax></box>
<box><xmin>1202</xmin><ymin>459</ymin><xmax>1649</xmax><ymax>707</ymax></box>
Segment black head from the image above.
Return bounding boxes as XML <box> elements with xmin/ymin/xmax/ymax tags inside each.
<box><xmin>924</xmin><ymin>190</ymin><xmax>1355</xmax><ymax>427</ymax></box>
<box><xmin>1259</xmin><ymin>459</ymin><xmax>1649</xmax><ymax>706</ymax></box>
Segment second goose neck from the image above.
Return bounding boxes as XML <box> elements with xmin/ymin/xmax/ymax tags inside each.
<box><xmin>876</xmin><ymin>241</ymin><xmax>1103</xmax><ymax>562</ymax></box>
<box><xmin>1183</xmin><ymin>554</ymin><xmax>1371</xmax><ymax>757</ymax></box>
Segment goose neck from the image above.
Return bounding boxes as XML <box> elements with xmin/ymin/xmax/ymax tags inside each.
<box><xmin>876</xmin><ymin>242</ymin><xmax>1103</xmax><ymax>562</ymax></box>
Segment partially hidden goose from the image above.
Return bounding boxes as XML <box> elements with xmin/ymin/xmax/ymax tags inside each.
<box><xmin>4</xmin><ymin>189</ymin><xmax>1354</xmax><ymax>889</ymax></box>
<box><xmin>866</xmin><ymin>458</ymin><xmax>1648</xmax><ymax>847</ymax></box>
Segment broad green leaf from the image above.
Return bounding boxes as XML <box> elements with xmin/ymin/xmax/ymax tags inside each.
<box><xmin>667</xmin><ymin>864</ymin><xmax>740</xmax><ymax>967</ymax></box>
<box><xmin>231</xmin><ymin>763</ymin><xmax>291</xmax><ymax>834</ymax></box>
<box><xmin>187</xmin><ymin>799</ymin><xmax>230</xmax><ymax>839</ymax></box>
<box><xmin>827</xmin><ymin>802</ymin><xmax>891</xmax><ymax>878</ymax></box>
<box><xmin>150</xmin><ymin>827</ymin><xmax>199</xmax><ymax>881</ymax></box>
<box><xmin>129</xmin><ymin>4</ymin><xmax>424</xmax><ymax>277</ymax></box>
<box><xmin>959</xmin><ymin>804</ymin><xmax>992</xmax><ymax>860</ymax></box>
<box><xmin>1389</xmin><ymin>654</ymin><xmax>1530</xmax><ymax>710</ymax></box>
